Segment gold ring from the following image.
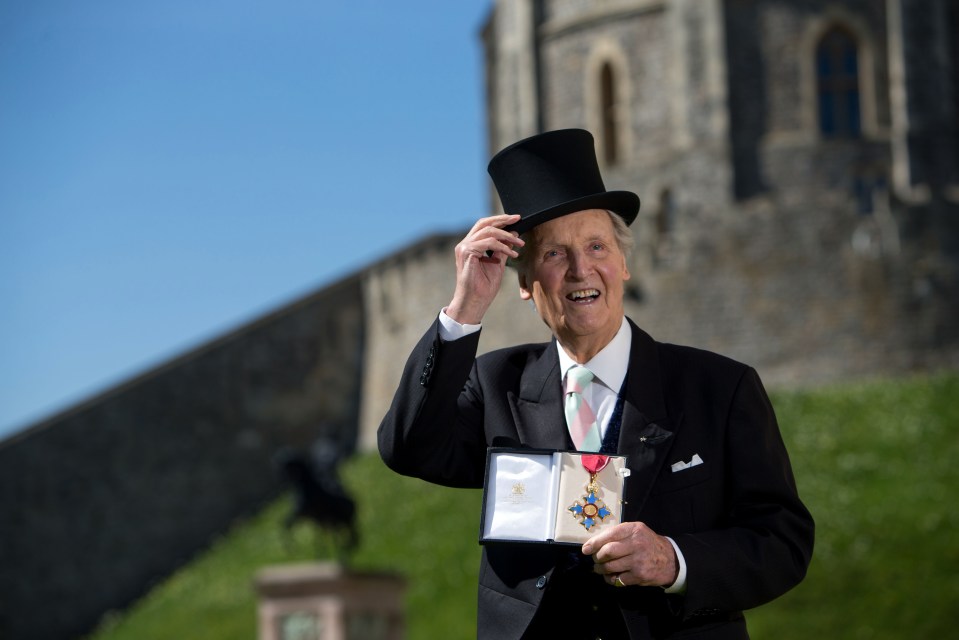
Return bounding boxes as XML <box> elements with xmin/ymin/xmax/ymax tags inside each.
<box><xmin>613</xmin><ymin>575</ymin><xmax>626</xmax><ymax>588</ymax></box>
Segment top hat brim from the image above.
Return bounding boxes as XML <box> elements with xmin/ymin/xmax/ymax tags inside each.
<box><xmin>504</xmin><ymin>190</ymin><xmax>640</xmax><ymax>235</ymax></box>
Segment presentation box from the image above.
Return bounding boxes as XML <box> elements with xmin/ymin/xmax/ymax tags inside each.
<box><xmin>479</xmin><ymin>448</ymin><xmax>630</xmax><ymax>545</ymax></box>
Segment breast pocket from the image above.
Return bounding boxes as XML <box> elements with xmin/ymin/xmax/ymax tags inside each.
<box><xmin>652</xmin><ymin>459</ymin><xmax>711</xmax><ymax>494</ymax></box>
<box><xmin>642</xmin><ymin>461</ymin><xmax>714</xmax><ymax>534</ymax></box>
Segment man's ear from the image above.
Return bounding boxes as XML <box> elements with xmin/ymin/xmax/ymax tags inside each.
<box><xmin>518</xmin><ymin>271</ymin><xmax>532</xmax><ymax>300</ymax></box>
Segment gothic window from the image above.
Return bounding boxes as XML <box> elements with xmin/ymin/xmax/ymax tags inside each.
<box><xmin>816</xmin><ymin>27</ymin><xmax>861</xmax><ymax>137</ymax></box>
<box><xmin>600</xmin><ymin>62</ymin><xmax>619</xmax><ymax>165</ymax></box>
<box><xmin>656</xmin><ymin>188</ymin><xmax>674</xmax><ymax>238</ymax></box>
<box><xmin>653</xmin><ymin>188</ymin><xmax>675</xmax><ymax>267</ymax></box>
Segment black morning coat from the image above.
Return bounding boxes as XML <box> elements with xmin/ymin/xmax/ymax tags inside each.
<box><xmin>378</xmin><ymin>317</ymin><xmax>814</xmax><ymax>639</ymax></box>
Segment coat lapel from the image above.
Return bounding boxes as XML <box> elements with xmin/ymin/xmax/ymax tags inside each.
<box><xmin>616</xmin><ymin>320</ymin><xmax>681</xmax><ymax>517</ymax></box>
<box><xmin>507</xmin><ymin>340</ymin><xmax>570</xmax><ymax>450</ymax></box>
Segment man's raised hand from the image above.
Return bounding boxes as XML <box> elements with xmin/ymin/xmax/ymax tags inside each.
<box><xmin>446</xmin><ymin>214</ymin><xmax>525</xmax><ymax>325</ymax></box>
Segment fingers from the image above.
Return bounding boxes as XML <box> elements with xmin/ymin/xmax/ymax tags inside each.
<box><xmin>583</xmin><ymin>523</ymin><xmax>644</xmax><ymax>583</ymax></box>
<box><xmin>594</xmin><ymin>556</ymin><xmax>633</xmax><ymax>577</ymax></box>
<box><xmin>447</xmin><ymin>215</ymin><xmax>524</xmax><ymax>325</ymax></box>
<box><xmin>467</xmin><ymin>213</ymin><xmax>522</xmax><ymax>234</ymax></box>
<box><xmin>581</xmin><ymin>521</ymin><xmax>633</xmax><ymax>557</ymax></box>
<box><xmin>459</xmin><ymin>214</ymin><xmax>524</xmax><ymax>262</ymax></box>
<box><xmin>584</xmin><ymin>522</ymin><xmax>678</xmax><ymax>588</ymax></box>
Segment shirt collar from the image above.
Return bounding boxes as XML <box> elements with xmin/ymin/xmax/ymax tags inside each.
<box><xmin>557</xmin><ymin>316</ymin><xmax>631</xmax><ymax>392</ymax></box>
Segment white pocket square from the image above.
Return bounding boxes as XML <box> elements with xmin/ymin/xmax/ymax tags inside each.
<box><xmin>671</xmin><ymin>454</ymin><xmax>704</xmax><ymax>472</ymax></box>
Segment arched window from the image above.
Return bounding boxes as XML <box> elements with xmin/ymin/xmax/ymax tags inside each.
<box><xmin>653</xmin><ymin>188</ymin><xmax>675</xmax><ymax>267</ymax></box>
<box><xmin>586</xmin><ymin>41</ymin><xmax>630</xmax><ymax>168</ymax></box>
<box><xmin>656</xmin><ymin>188</ymin><xmax>674</xmax><ymax>239</ymax></box>
<box><xmin>816</xmin><ymin>27</ymin><xmax>861</xmax><ymax>137</ymax></box>
<box><xmin>600</xmin><ymin>62</ymin><xmax>619</xmax><ymax>165</ymax></box>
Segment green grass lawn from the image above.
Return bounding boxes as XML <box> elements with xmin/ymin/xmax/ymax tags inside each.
<box><xmin>748</xmin><ymin>372</ymin><xmax>959</xmax><ymax>638</ymax></box>
<box><xmin>87</xmin><ymin>372</ymin><xmax>959</xmax><ymax>639</ymax></box>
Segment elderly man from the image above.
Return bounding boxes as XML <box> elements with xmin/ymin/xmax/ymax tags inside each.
<box><xmin>378</xmin><ymin>129</ymin><xmax>814</xmax><ymax>639</ymax></box>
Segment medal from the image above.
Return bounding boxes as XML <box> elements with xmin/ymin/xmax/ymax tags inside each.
<box><xmin>568</xmin><ymin>454</ymin><xmax>614</xmax><ymax>531</ymax></box>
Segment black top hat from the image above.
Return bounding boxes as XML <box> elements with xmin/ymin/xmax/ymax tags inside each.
<box><xmin>487</xmin><ymin>128</ymin><xmax>640</xmax><ymax>235</ymax></box>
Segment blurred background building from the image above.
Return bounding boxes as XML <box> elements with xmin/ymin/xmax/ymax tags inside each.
<box><xmin>2</xmin><ymin>1</ymin><xmax>957</xmax><ymax>638</ymax></box>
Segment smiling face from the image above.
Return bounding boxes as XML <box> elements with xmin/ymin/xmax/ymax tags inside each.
<box><xmin>518</xmin><ymin>209</ymin><xmax>631</xmax><ymax>362</ymax></box>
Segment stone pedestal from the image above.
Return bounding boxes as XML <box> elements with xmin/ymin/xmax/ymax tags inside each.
<box><xmin>254</xmin><ymin>562</ymin><xmax>406</xmax><ymax>640</ymax></box>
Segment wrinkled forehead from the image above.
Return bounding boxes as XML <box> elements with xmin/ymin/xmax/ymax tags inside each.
<box><xmin>524</xmin><ymin>208</ymin><xmax>617</xmax><ymax>245</ymax></box>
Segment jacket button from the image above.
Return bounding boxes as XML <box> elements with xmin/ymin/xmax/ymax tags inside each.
<box><xmin>535</xmin><ymin>575</ymin><xmax>547</xmax><ymax>589</ymax></box>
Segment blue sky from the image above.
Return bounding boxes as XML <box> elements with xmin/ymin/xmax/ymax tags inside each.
<box><xmin>0</xmin><ymin>0</ymin><xmax>492</xmax><ymax>438</ymax></box>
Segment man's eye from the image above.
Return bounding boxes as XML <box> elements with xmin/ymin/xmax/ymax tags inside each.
<box><xmin>591</xmin><ymin>243</ymin><xmax>604</xmax><ymax>251</ymax></box>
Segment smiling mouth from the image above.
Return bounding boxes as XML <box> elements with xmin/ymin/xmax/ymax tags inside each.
<box><xmin>567</xmin><ymin>288</ymin><xmax>600</xmax><ymax>302</ymax></box>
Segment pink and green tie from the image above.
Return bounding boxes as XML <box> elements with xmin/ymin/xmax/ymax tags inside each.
<box><xmin>565</xmin><ymin>366</ymin><xmax>601</xmax><ymax>452</ymax></box>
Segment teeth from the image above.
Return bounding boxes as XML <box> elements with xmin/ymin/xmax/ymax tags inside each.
<box><xmin>568</xmin><ymin>289</ymin><xmax>599</xmax><ymax>300</ymax></box>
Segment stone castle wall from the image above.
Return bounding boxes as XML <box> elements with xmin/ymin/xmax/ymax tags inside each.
<box><xmin>0</xmin><ymin>276</ymin><xmax>366</xmax><ymax>640</ymax></box>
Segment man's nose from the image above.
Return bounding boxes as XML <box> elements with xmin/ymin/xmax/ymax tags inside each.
<box><xmin>566</xmin><ymin>250</ymin><xmax>591</xmax><ymax>279</ymax></box>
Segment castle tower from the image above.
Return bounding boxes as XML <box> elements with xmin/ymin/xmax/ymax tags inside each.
<box><xmin>477</xmin><ymin>0</ymin><xmax>959</xmax><ymax>383</ymax></box>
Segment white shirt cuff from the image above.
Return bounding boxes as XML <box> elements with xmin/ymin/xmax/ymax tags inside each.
<box><xmin>438</xmin><ymin>308</ymin><xmax>482</xmax><ymax>342</ymax></box>
<box><xmin>663</xmin><ymin>536</ymin><xmax>688</xmax><ymax>594</ymax></box>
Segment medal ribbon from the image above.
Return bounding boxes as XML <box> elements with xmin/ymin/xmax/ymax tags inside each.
<box><xmin>581</xmin><ymin>454</ymin><xmax>609</xmax><ymax>475</ymax></box>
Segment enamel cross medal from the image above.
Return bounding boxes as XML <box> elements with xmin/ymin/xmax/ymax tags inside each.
<box><xmin>568</xmin><ymin>454</ymin><xmax>614</xmax><ymax>531</ymax></box>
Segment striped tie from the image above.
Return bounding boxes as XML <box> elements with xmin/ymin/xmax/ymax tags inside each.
<box><xmin>564</xmin><ymin>366</ymin><xmax>601</xmax><ymax>452</ymax></box>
